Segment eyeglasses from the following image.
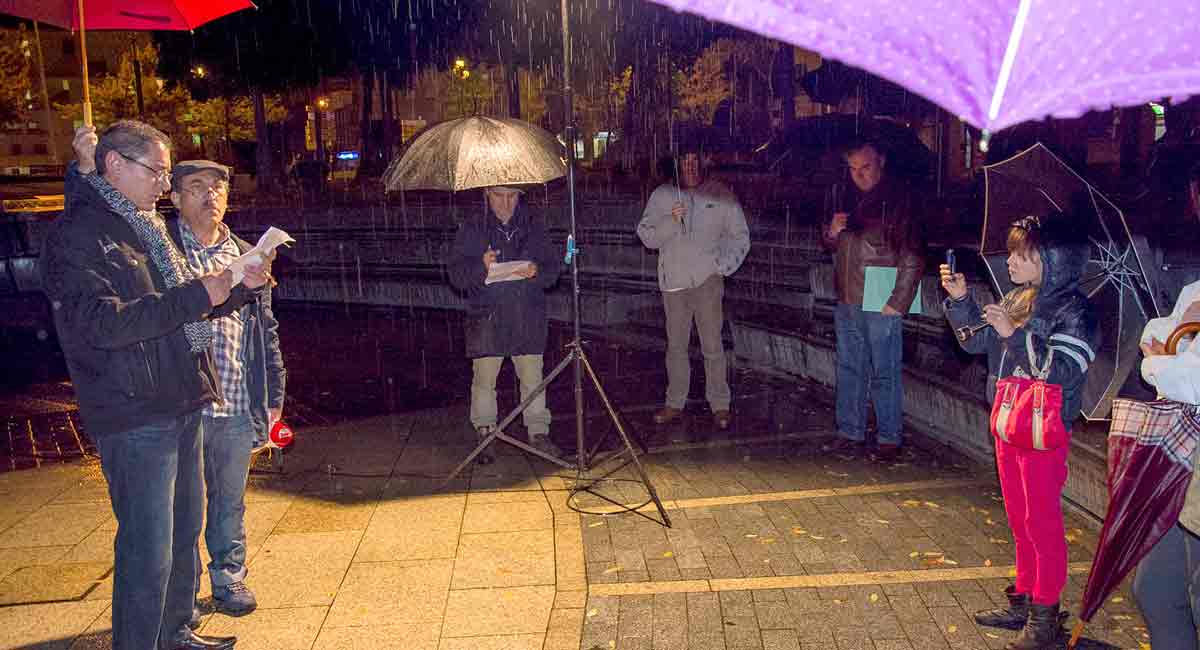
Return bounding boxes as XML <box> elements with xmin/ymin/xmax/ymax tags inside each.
<box><xmin>182</xmin><ymin>183</ymin><xmax>229</xmax><ymax>198</ymax></box>
<box><xmin>118</xmin><ymin>151</ymin><xmax>171</xmax><ymax>185</ymax></box>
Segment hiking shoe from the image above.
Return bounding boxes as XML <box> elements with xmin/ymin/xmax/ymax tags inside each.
<box><xmin>475</xmin><ymin>426</ymin><xmax>496</xmax><ymax>465</ymax></box>
<box><xmin>212</xmin><ymin>581</ymin><xmax>257</xmax><ymax>617</ymax></box>
<box><xmin>713</xmin><ymin>410</ymin><xmax>732</xmax><ymax>430</ymax></box>
<box><xmin>872</xmin><ymin>443</ymin><xmax>901</xmax><ymax>461</ymax></box>
<box><xmin>974</xmin><ymin>585</ymin><xmax>1030</xmax><ymax>630</ymax></box>
<box><xmin>821</xmin><ymin>437</ymin><xmax>866</xmax><ymax>453</ymax></box>
<box><xmin>529</xmin><ymin>435</ymin><xmax>564</xmax><ymax>459</ymax></box>
<box><xmin>653</xmin><ymin>406</ymin><xmax>683</xmax><ymax>424</ymax></box>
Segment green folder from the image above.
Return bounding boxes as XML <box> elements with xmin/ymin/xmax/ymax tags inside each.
<box><xmin>862</xmin><ymin>266</ymin><xmax>922</xmax><ymax>314</ymax></box>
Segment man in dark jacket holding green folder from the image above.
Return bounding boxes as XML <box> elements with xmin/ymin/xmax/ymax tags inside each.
<box><xmin>823</xmin><ymin>138</ymin><xmax>925</xmax><ymax>459</ymax></box>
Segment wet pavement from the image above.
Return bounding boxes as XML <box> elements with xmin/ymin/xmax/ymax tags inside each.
<box><xmin>0</xmin><ymin>305</ymin><xmax>1151</xmax><ymax>649</ymax></box>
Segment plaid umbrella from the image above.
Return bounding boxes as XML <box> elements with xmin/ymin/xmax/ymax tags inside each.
<box><xmin>1069</xmin><ymin>397</ymin><xmax>1200</xmax><ymax>648</ymax></box>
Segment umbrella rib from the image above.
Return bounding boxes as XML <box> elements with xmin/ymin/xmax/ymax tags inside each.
<box><xmin>988</xmin><ymin>0</ymin><xmax>1034</xmax><ymax>123</ymax></box>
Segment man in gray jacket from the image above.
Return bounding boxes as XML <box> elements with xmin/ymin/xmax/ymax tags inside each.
<box><xmin>637</xmin><ymin>142</ymin><xmax>750</xmax><ymax>429</ymax></box>
<box><xmin>167</xmin><ymin>161</ymin><xmax>286</xmax><ymax>621</ymax></box>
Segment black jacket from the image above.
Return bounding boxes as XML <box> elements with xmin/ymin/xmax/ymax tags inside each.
<box><xmin>40</xmin><ymin>164</ymin><xmax>253</xmax><ymax>437</ymax></box>
<box><xmin>447</xmin><ymin>204</ymin><xmax>561</xmax><ymax>358</ymax></box>
<box><xmin>944</xmin><ymin>236</ymin><xmax>1098</xmax><ymax>431</ymax></box>
<box><xmin>167</xmin><ymin>219</ymin><xmax>286</xmax><ymax>445</ymax></box>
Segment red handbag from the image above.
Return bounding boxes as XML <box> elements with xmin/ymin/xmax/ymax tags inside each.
<box><xmin>990</xmin><ymin>331</ymin><xmax>1069</xmax><ymax>450</ymax></box>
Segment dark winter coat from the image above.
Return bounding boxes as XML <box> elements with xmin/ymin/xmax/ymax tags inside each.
<box><xmin>40</xmin><ymin>163</ymin><xmax>258</xmax><ymax>437</ymax></box>
<box><xmin>167</xmin><ymin>219</ymin><xmax>287</xmax><ymax>445</ymax></box>
<box><xmin>943</xmin><ymin>235</ymin><xmax>1099</xmax><ymax>431</ymax></box>
<box><xmin>447</xmin><ymin>203</ymin><xmax>562</xmax><ymax>358</ymax></box>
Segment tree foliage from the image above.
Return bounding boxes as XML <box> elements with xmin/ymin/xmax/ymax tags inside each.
<box><xmin>53</xmin><ymin>43</ymin><xmax>287</xmax><ymax>160</ymax></box>
<box><xmin>0</xmin><ymin>25</ymin><xmax>33</xmax><ymax>125</ymax></box>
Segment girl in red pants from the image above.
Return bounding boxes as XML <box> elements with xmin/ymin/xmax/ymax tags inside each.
<box><xmin>941</xmin><ymin>215</ymin><xmax>1097</xmax><ymax>650</ymax></box>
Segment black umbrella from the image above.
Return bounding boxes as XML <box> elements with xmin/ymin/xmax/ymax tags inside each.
<box><xmin>981</xmin><ymin>143</ymin><xmax>1163</xmax><ymax>420</ymax></box>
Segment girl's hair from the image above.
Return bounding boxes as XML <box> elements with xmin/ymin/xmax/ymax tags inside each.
<box><xmin>1002</xmin><ymin>216</ymin><xmax>1043</xmax><ymax>327</ymax></box>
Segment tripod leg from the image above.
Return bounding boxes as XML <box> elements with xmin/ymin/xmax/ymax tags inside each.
<box><xmin>441</xmin><ymin>352</ymin><xmax>580</xmax><ymax>490</ymax></box>
<box><xmin>578</xmin><ymin>349</ymin><xmax>672</xmax><ymax>527</ymax></box>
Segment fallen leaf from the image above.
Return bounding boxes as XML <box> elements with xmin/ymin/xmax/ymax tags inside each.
<box><xmin>984</xmin><ymin>559</ymin><xmax>993</xmax><ymax>567</ymax></box>
<box><xmin>922</xmin><ymin>552</ymin><xmax>944</xmax><ymax>557</ymax></box>
<box><xmin>942</xmin><ymin>559</ymin><xmax>959</xmax><ymax>565</ymax></box>
<box><xmin>588</xmin><ymin>522</ymin><xmax>604</xmax><ymax>528</ymax></box>
<box><xmin>792</xmin><ymin>528</ymin><xmax>807</xmax><ymax>535</ymax></box>
<box><xmin>909</xmin><ymin>551</ymin><xmax>920</xmax><ymax>558</ymax></box>
<box><xmin>603</xmin><ymin>566</ymin><xmax>620</xmax><ymax>574</ymax></box>
<box><xmin>902</xmin><ymin>499</ymin><xmax>921</xmax><ymax>507</ymax></box>
<box><xmin>985</xmin><ymin>518</ymin><xmax>996</xmax><ymax>526</ymax></box>
<box><xmin>586</xmin><ymin>609</ymin><xmax>598</xmax><ymax>618</ymax></box>
<box><xmin>985</xmin><ymin>632</ymin><xmax>999</xmax><ymax>639</ymax></box>
<box><xmin>947</xmin><ymin>624</ymin><xmax>958</xmax><ymax>633</ymax></box>
<box><xmin>989</xmin><ymin>537</ymin><xmax>1009</xmax><ymax>545</ymax></box>
<box><xmin>1113</xmin><ymin>614</ymin><xmax>1133</xmax><ymax>621</ymax></box>
<box><xmin>833</xmin><ymin>599</ymin><xmax>843</xmax><ymax>604</ymax></box>
<box><xmin>869</xmin><ymin>593</ymin><xmax>879</xmax><ymax>602</ymax></box>
<box><xmin>759</xmin><ymin>538</ymin><xmax>777</xmax><ymax>544</ymax></box>
<box><xmin>663</xmin><ymin>551</ymin><xmax>674</xmax><ymax>558</ymax></box>
<box><xmin>923</xmin><ymin>501</ymin><xmax>941</xmax><ymax>509</ymax></box>
<box><xmin>810</xmin><ymin>535</ymin><xmax>826</xmax><ymax>540</ymax></box>
<box><xmin>745</xmin><ymin>534</ymin><xmax>758</xmax><ymax>539</ymax></box>
<box><xmin>875</xmin><ymin>519</ymin><xmax>891</xmax><ymax>525</ymax></box>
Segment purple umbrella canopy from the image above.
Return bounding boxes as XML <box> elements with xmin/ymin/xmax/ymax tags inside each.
<box><xmin>647</xmin><ymin>0</ymin><xmax>1200</xmax><ymax>134</ymax></box>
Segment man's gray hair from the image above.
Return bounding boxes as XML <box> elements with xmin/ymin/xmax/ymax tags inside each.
<box><xmin>95</xmin><ymin>120</ymin><xmax>172</xmax><ymax>176</ymax></box>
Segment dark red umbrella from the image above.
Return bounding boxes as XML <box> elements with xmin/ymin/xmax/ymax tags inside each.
<box><xmin>0</xmin><ymin>0</ymin><xmax>255</xmax><ymax>125</ymax></box>
<box><xmin>1070</xmin><ymin>326</ymin><xmax>1200</xmax><ymax>648</ymax></box>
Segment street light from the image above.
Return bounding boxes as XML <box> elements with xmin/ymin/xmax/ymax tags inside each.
<box><xmin>316</xmin><ymin>97</ymin><xmax>329</xmax><ymax>110</ymax></box>
<box><xmin>451</xmin><ymin>58</ymin><xmax>472</xmax><ymax>116</ymax></box>
<box><xmin>192</xmin><ymin>65</ymin><xmax>206</xmax><ymax>78</ymax></box>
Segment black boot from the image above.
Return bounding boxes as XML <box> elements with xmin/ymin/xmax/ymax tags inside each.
<box><xmin>974</xmin><ymin>585</ymin><xmax>1030</xmax><ymax>630</ymax></box>
<box><xmin>474</xmin><ymin>426</ymin><xmax>496</xmax><ymax>465</ymax></box>
<box><xmin>1005</xmin><ymin>602</ymin><xmax>1061</xmax><ymax>650</ymax></box>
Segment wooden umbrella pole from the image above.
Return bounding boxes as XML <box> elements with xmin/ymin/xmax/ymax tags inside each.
<box><xmin>77</xmin><ymin>0</ymin><xmax>92</xmax><ymax>127</ymax></box>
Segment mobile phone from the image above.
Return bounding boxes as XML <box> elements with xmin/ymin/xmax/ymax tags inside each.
<box><xmin>945</xmin><ymin>248</ymin><xmax>956</xmax><ymax>274</ymax></box>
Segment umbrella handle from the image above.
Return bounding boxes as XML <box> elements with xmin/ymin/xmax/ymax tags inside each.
<box><xmin>76</xmin><ymin>0</ymin><xmax>92</xmax><ymax>127</ymax></box>
<box><xmin>1066</xmin><ymin>620</ymin><xmax>1084</xmax><ymax>649</ymax></box>
<box><xmin>1166</xmin><ymin>322</ymin><xmax>1200</xmax><ymax>355</ymax></box>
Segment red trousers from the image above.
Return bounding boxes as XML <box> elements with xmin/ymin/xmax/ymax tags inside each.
<box><xmin>995</xmin><ymin>437</ymin><xmax>1071</xmax><ymax>606</ymax></box>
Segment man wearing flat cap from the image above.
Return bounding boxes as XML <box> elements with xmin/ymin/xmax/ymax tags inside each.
<box><xmin>167</xmin><ymin>161</ymin><xmax>286</xmax><ymax>621</ymax></box>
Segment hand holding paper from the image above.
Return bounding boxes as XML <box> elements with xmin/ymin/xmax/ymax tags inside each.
<box><xmin>486</xmin><ymin>260</ymin><xmax>535</xmax><ymax>285</ymax></box>
<box><xmin>229</xmin><ymin>226</ymin><xmax>295</xmax><ymax>286</ymax></box>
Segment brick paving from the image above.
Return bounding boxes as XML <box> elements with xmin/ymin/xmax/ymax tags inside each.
<box><xmin>0</xmin><ymin>371</ymin><xmax>1151</xmax><ymax>650</ymax></box>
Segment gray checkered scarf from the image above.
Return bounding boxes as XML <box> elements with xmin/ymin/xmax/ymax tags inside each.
<box><xmin>85</xmin><ymin>173</ymin><xmax>212</xmax><ymax>354</ymax></box>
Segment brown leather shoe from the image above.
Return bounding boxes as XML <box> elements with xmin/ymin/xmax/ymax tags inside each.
<box><xmin>713</xmin><ymin>410</ymin><xmax>732</xmax><ymax>430</ymax></box>
<box><xmin>653</xmin><ymin>406</ymin><xmax>683</xmax><ymax>424</ymax></box>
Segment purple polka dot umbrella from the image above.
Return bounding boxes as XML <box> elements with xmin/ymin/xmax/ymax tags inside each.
<box><xmin>645</xmin><ymin>0</ymin><xmax>1200</xmax><ymax>139</ymax></box>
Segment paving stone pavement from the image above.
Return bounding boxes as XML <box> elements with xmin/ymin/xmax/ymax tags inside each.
<box><xmin>0</xmin><ymin>394</ymin><xmax>1151</xmax><ymax>650</ymax></box>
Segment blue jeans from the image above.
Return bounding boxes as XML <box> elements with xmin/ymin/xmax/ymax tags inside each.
<box><xmin>202</xmin><ymin>414</ymin><xmax>254</xmax><ymax>588</ymax></box>
<box><xmin>1134</xmin><ymin>524</ymin><xmax>1200</xmax><ymax>650</ymax></box>
<box><xmin>834</xmin><ymin>303</ymin><xmax>904</xmax><ymax>445</ymax></box>
<box><xmin>94</xmin><ymin>411</ymin><xmax>204</xmax><ymax>650</ymax></box>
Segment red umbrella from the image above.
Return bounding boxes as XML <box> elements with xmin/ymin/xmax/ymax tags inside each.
<box><xmin>1069</xmin><ymin>323</ymin><xmax>1200</xmax><ymax>648</ymax></box>
<box><xmin>0</xmin><ymin>0</ymin><xmax>255</xmax><ymax>125</ymax></box>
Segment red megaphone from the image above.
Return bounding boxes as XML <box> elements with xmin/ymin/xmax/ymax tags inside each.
<box><xmin>269</xmin><ymin>420</ymin><xmax>295</xmax><ymax>448</ymax></box>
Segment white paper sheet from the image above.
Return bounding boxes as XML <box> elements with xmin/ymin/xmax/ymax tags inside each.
<box><xmin>485</xmin><ymin>260</ymin><xmax>533</xmax><ymax>285</ymax></box>
<box><xmin>228</xmin><ymin>226</ymin><xmax>295</xmax><ymax>285</ymax></box>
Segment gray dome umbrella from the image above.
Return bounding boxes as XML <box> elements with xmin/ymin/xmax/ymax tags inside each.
<box><xmin>383</xmin><ymin>116</ymin><xmax>566</xmax><ymax>192</ymax></box>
